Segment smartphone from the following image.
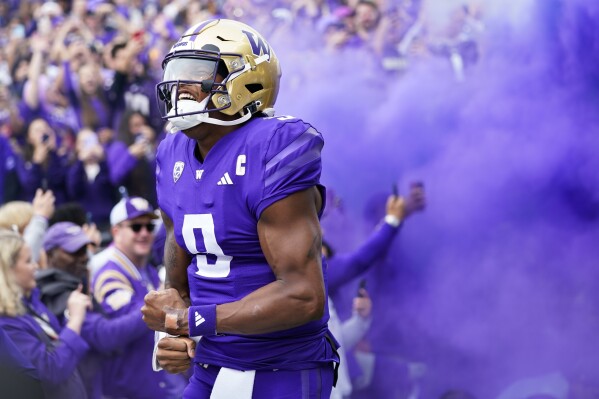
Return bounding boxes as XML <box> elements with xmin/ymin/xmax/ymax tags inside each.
<box><xmin>81</xmin><ymin>275</ymin><xmax>89</xmax><ymax>295</ymax></box>
<box><xmin>11</xmin><ymin>24</ymin><xmax>25</xmax><ymax>40</ymax></box>
<box><xmin>392</xmin><ymin>183</ymin><xmax>399</xmax><ymax>197</ymax></box>
<box><xmin>83</xmin><ymin>134</ymin><xmax>99</xmax><ymax>149</ymax></box>
<box><xmin>134</xmin><ymin>133</ymin><xmax>147</xmax><ymax>144</ymax></box>
<box><xmin>118</xmin><ymin>186</ymin><xmax>129</xmax><ymax>199</ymax></box>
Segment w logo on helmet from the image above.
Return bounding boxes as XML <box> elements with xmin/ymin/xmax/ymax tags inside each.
<box><xmin>241</xmin><ymin>30</ymin><xmax>271</xmax><ymax>58</ymax></box>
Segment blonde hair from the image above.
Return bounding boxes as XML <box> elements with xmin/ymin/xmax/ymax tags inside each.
<box><xmin>0</xmin><ymin>229</ymin><xmax>26</xmax><ymax>316</ymax></box>
<box><xmin>0</xmin><ymin>201</ymin><xmax>34</xmax><ymax>234</ymax></box>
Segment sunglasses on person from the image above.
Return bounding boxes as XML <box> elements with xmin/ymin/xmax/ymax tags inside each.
<box><xmin>123</xmin><ymin>223</ymin><xmax>156</xmax><ymax>233</ymax></box>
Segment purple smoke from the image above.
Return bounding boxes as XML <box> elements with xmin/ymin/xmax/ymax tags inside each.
<box><xmin>272</xmin><ymin>0</ymin><xmax>599</xmax><ymax>397</ymax></box>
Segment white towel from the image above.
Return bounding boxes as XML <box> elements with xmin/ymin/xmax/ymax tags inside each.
<box><xmin>211</xmin><ymin>367</ymin><xmax>255</xmax><ymax>399</ymax></box>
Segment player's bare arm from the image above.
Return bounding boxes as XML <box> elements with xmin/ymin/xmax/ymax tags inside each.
<box><xmin>142</xmin><ymin>210</ymin><xmax>192</xmax><ymax>333</ymax></box>
<box><xmin>142</xmin><ymin>187</ymin><xmax>325</xmax><ymax>336</ymax></box>
<box><xmin>161</xmin><ymin>210</ymin><xmax>192</xmax><ymax>301</ymax></box>
<box><xmin>218</xmin><ymin>186</ymin><xmax>325</xmax><ymax>334</ymax></box>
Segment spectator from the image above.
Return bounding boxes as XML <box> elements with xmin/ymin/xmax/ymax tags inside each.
<box><xmin>324</xmin><ymin>183</ymin><xmax>426</xmax><ymax>399</ymax></box>
<box><xmin>13</xmin><ymin>117</ymin><xmax>70</xmax><ymax>204</ymax></box>
<box><xmin>67</xmin><ymin>128</ymin><xmax>119</xmax><ymax>231</ymax></box>
<box><xmin>327</xmin><ymin>183</ymin><xmax>426</xmax><ymax>316</ymax></box>
<box><xmin>0</xmin><ymin>132</ymin><xmax>20</xmax><ymax>202</ymax></box>
<box><xmin>107</xmin><ymin>110</ymin><xmax>159</xmax><ymax>207</ymax></box>
<box><xmin>329</xmin><ymin>285</ymin><xmax>373</xmax><ymax>399</ymax></box>
<box><xmin>107</xmin><ymin>33</ymin><xmax>164</xmax><ymax>135</ymax></box>
<box><xmin>49</xmin><ymin>201</ymin><xmax>104</xmax><ymax>254</ymax></box>
<box><xmin>0</xmin><ymin>81</ymin><xmax>25</xmax><ymax>139</ymax></box>
<box><xmin>37</xmin><ymin>221</ymin><xmax>156</xmax><ymax>399</ymax></box>
<box><xmin>64</xmin><ymin>59</ymin><xmax>114</xmax><ymax>131</ymax></box>
<box><xmin>0</xmin><ymin>229</ymin><xmax>91</xmax><ymax>399</ymax></box>
<box><xmin>21</xmin><ymin>31</ymin><xmax>80</xmax><ymax>138</ymax></box>
<box><xmin>91</xmin><ymin>197</ymin><xmax>179</xmax><ymax>398</ymax></box>
<box><xmin>0</xmin><ymin>326</ymin><xmax>44</xmax><ymax>398</ymax></box>
<box><xmin>353</xmin><ymin>0</ymin><xmax>381</xmax><ymax>40</ymax></box>
<box><xmin>0</xmin><ymin>188</ymin><xmax>55</xmax><ymax>264</ymax></box>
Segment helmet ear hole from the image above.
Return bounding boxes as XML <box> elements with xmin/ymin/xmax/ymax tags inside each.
<box><xmin>245</xmin><ymin>84</ymin><xmax>263</xmax><ymax>94</ymax></box>
<box><xmin>217</xmin><ymin>60</ymin><xmax>229</xmax><ymax>79</ymax></box>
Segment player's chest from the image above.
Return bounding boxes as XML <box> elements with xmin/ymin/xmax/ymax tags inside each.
<box><xmin>166</xmin><ymin>144</ymin><xmax>261</xmax><ymax>230</ymax></box>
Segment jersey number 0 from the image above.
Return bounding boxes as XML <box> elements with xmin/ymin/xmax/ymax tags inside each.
<box><xmin>182</xmin><ymin>214</ymin><xmax>232</xmax><ymax>278</ymax></box>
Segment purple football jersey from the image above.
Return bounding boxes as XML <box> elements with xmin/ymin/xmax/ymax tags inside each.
<box><xmin>156</xmin><ymin>115</ymin><xmax>338</xmax><ymax>370</ymax></box>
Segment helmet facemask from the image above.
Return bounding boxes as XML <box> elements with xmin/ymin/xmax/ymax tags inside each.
<box><xmin>157</xmin><ymin>52</ymin><xmax>246</xmax><ymax>131</ymax></box>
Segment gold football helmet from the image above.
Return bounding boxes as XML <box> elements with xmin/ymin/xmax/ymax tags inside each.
<box><xmin>157</xmin><ymin>19</ymin><xmax>281</xmax><ymax>129</ymax></box>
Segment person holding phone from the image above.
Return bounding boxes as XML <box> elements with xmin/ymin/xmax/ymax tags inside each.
<box><xmin>14</xmin><ymin>118</ymin><xmax>70</xmax><ymax>204</ymax></box>
<box><xmin>107</xmin><ymin>110</ymin><xmax>159</xmax><ymax>207</ymax></box>
<box><xmin>66</xmin><ymin>128</ymin><xmax>119</xmax><ymax>232</ymax></box>
<box><xmin>322</xmin><ymin>182</ymin><xmax>427</xmax><ymax>398</ymax></box>
<box><xmin>325</xmin><ymin>182</ymin><xmax>426</xmax><ymax>300</ymax></box>
<box><xmin>0</xmin><ymin>229</ymin><xmax>90</xmax><ymax>399</ymax></box>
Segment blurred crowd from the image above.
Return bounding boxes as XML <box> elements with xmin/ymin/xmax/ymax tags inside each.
<box><xmin>0</xmin><ymin>0</ymin><xmax>493</xmax><ymax>398</ymax></box>
<box><xmin>0</xmin><ymin>0</ymin><xmax>485</xmax><ymax>236</ymax></box>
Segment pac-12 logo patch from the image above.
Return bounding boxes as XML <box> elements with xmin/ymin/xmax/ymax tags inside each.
<box><xmin>173</xmin><ymin>161</ymin><xmax>185</xmax><ymax>183</ymax></box>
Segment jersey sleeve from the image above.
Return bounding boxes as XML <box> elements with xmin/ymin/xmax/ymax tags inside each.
<box><xmin>155</xmin><ymin>138</ymin><xmax>167</xmax><ymax>213</ymax></box>
<box><xmin>81</xmin><ymin>305</ymin><xmax>148</xmax><ymax>354</ymax></box>
<box><xmin>92</xmin><ymin>266</ymin><xmax>135</xmax><ymax>316</ymax></box>
<box><xmin>251</xmin><ymin>119</ymin><xmax>325</xmax><ymax>218</ymax></box>
<box><xmin>155</xmin><ymin>134</ymin><xmax>175</xmax><ymax>221</ymax></box>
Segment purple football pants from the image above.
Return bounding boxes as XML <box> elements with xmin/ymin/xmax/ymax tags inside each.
<box><xmin>183</xmin><ymin>363</ymin><xmax>335</xmax><ymax>399</ymax></box>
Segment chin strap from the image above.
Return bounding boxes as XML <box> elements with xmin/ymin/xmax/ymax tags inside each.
<box><xmin>166</xmin><ymin>98</ymin><xmax>257</xmax><ymax>133</ymax></box>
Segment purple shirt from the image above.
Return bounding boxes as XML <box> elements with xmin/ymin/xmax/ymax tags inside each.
<box><xmin>156</xmin><ymin>115</ymin><xmax>338</xmax><ymax>370</ymax></box>
<box><xmin>0</xmin><ymin>289</ymin><xmax>89</xmax><ymax>398</ymax></box>
<box><xmin>63</xmin><ymin>61</ymin><xmax>114</xmax><ymax>130</ymax></box>
<box><xmin>105</xmin><ymin>140</ymin><xmax>158</xmax><ymax>206</ymax></box>
<box><xmin>328</xmin><ymin>222</ymin><xmax>400</xmax><ymax>319</ymax></box>
<box><xmin>105</xmin><ymin>140</ymin><xmax>138</xmax><ymax>185</ymax></box>
<box><xmin>14</xmin><ymin>150</ymin><xmax>70</xmax><ymax>204</ymax></box>
<box><xmin>0</xmin><ymin>135</ymin><xmax>18</xmax><ymax>203</ymax></box>
<box><xmin>66</xmin><ymin>160</ymin><xmax>119</xmax><ymax>227</ymax></box>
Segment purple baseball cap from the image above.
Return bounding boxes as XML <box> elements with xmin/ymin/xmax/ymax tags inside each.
<box><xmin>110</xmin><ymin>197</ymin><xmax>158</xmax><ymax>226</ymax></box>
<box><xmin>43</xmin><ymin>222</ymin><xmax>92</xmax><ymax>253</ymax></box>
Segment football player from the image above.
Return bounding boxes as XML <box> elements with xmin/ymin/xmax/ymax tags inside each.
<box><xmin>141</xmin><ymin>19</ymin><xmax>339</xmax><ymax>398</ymax></box>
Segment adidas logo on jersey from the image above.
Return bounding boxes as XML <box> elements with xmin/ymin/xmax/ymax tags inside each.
<box><xmin>195</xmin><ymin>311</ymin><xmax>205</xmax><ymax>327</ymax></box>
<box><xmin>217</xmin><ymin>172</ymin><xmax>234</xmax><ymax>185</ymax></box>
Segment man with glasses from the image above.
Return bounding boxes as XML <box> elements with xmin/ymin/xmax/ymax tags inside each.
<box><xmin>91</xmin><ymin>197</ymin><xmax>185</xmax><ymax>398</ymax></box>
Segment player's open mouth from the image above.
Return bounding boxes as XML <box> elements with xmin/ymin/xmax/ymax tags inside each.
<box><xmin>178</xmin><ymin>92</ymin><xmax>196</xmax><ymax>101</ymax></box>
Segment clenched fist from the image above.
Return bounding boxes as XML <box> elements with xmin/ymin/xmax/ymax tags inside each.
<box><xmin>142</xmin><ymin>288</ymin><xmax>189</xmax><ymax>335</ymax></box>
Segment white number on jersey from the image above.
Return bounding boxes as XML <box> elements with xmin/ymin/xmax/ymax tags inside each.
<box><xmin>182</xmin><ymin>214</ymin><xmax>232</xmax><ymax>278</ymax></box>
